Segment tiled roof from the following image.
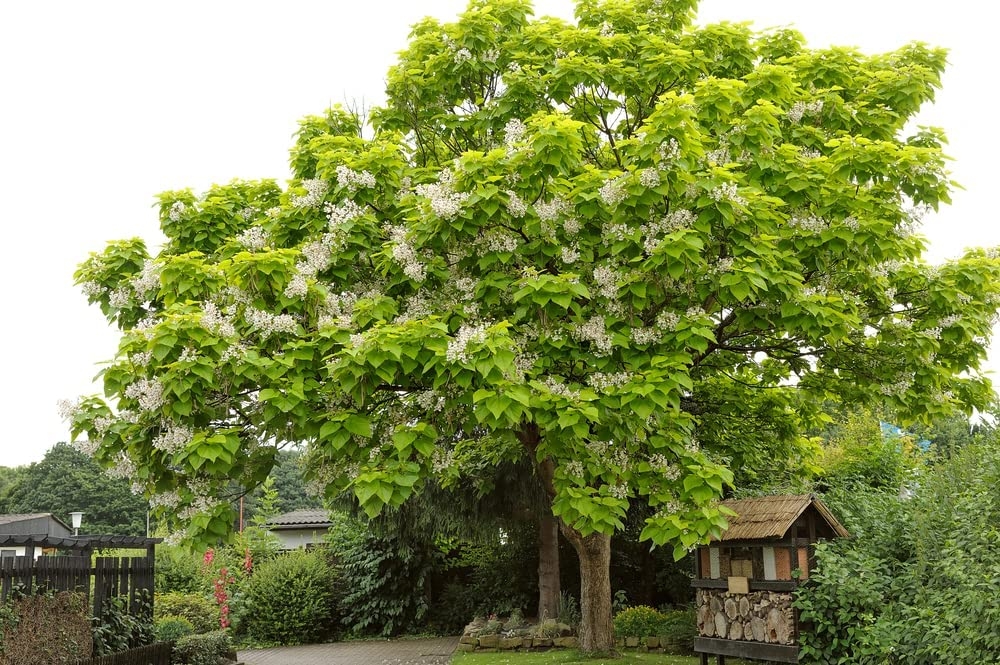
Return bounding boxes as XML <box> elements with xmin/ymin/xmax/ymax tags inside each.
<box><xmin>266</xmin><ymin>509</ymin><xmax>333</xmax><ymax>528</ymax></box>
<box><xmin>715</xmin><ymin>494</ymin><xmax>850</xmax><ymax>541</ymax></box>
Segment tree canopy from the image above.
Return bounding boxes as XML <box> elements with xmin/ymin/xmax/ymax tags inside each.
<box><xmin>1</xmin><ymin>442</ymin><xmax>147</xmax><ymax>536</ymax></box>
<box><xmin>64</xmin><ymin>0</ymin><xmax>1000</xmax><ymax>651</ymax></box>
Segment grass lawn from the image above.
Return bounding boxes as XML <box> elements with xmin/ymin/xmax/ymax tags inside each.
<box><xmin>452</xmin><ymin>651</ymin><xmax>754</xmax><ymax>665</ymax></box>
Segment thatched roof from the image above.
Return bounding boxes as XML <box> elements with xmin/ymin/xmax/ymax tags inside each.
<box><xmin>715</xmin><ymin>494</ymin><xmax>850</xmax><ymax>541</ymax></box>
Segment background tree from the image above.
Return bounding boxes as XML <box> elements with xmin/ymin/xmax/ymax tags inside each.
<box><xmin>1</xmin><ymin>442</ymin><xmax>147</xmax><ymax>536</ymax></box>
<box><xmin>65</xmin><ymin>0</ymin><xmax>1000</xmax><ymax>652</ymax></box>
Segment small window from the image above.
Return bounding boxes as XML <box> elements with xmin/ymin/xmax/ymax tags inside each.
<box><xmin>0</xmin><ymin>549</ymin><xmax>17</xmax><ymax>559</ymax></box>
<box><xmin>729</xmin><ymin>546</ymin><xmax>754</xmax><ymax>579</ymax></box>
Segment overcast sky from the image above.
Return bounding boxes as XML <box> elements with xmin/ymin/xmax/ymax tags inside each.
<box><xmin>0</xmin><ymin>1</ymin><xmax>993</xmax><ymax>467</ymax></box>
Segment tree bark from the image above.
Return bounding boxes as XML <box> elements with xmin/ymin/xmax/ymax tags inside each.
<box><xmin>537</xmin><ymin>512</ymin><xmax>561</xmax><ymax>621</ymax></box>
<box><xmin>561</xmin><ymin>525</ymin><xmax>614</xmax><ymax>654</ymax></box>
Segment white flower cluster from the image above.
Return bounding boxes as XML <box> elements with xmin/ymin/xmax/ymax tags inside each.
<box><xmin>454</xmin><ymin>47</ymin><xmax>473</xmax><ymax>64</ymax></box>
<box><xmin>602</xmin><ymin>222</ymin><xmax>633</xmax><ymax>245</ymax></box>
<box><xmin>641</xmin><ymin>209</ymin><xmax>695</xmax><ymax>254</ymax></box>
<box><xmin>415</xmin><ymin>390</ymin><xmax>446</xmax><ymax>413</ymax></box>
<box><xmin>153</xmin><ymin>423</ymin><xmax>192</xmax><ymax>453</ymax></box>
<box><xmin>106</xmin><ymin>452</ymin><xmax>137</xmax><ymax>480</ymax></box>
<box><xmin>446</xmin><ymin>323</ymin><xmax>488</xmax><ymax>363</ymax></box>
<box><xmin>658</xmin><ymin>138</ymin><xmax>681</xmax><ymax>163</ymax></box>
<box><xmin>599</xmin><ymin>21</ymin><xmax>615</xmax><ymax>37</ymax></box>
<box><xmin>431</xmin><ymin>447</ymin><xmax>455</xmax><ymax>474</ymax></box>
<box><xmin>245</xmin><ymin>307</ymin><xmax>298</xmax><ymax>337</ymax></box>
<box><xmin>505</xmin><ymin>190</ymin><xmax>527</xmax><ymax>217</ymax></box>
<box><xmin>284</xmin><ymin>274</ymin><xmax>309</xmax><ymax>299</ymax></box>
<box><xmin>535</xmin><ymin>197</ymin><xmax>570</xmax><ymax>222</ymax></box>
<box><xmin>599</xmin><ymin>174</ymin><xmax>629</xmax><ymax>207</ymax></box>
<box><xmin>563</xmin><ymin>460</ymin><xmax>585</xmax><ymax>478</ymax></box>
<box><xmin>573</xmin><ymin>316</ymin><xmax>613</xmax><ymax>356</ymax></box>
<box><xmin>201</xmin><ymin>302</ymin><xmax>237</xmax><ymax>338</ymax></box>
<box><xmin>57</xmin><ymin>398</ymin><xmax>82</xmax><ymax>422</ymax></box>
<box><xmin>513</xmin><ymin>352</ymin><xmax>538</xmax><ymax>376</ymax></box>
<box><xmin>709</xmin><ymin>182</ymin><xmax>745</xmax><ymax>206</ymax></box>
<box><xmin>880</xmin><ymin>372</ymin><xmax>914</xmax><ymax>396</ymax></box>
<box><xmin>561</xmin><ymin>245</ymin><xmax>580</xmax><ymax>264</ymax></box>
<box><xmin>705</xmin><ymin>147</ymin><xmax>730</xmax><ymax>165</ymax></box>
<box><xmin>649</xmin><ymin>454</ymin><xmax>682</xmax><ymax>480</ymax></box>
<box><xmin>592</xmin><ymin>265</ymin><xmax>618</xmax><ymax>299</ymax></box>
<box><xmin>639</xmin><ymin>168</ymin><xmax>661</xmax><ymax>188</ymax></box>
<box><xmin>290</xmin><ymin>179</ymin><xmax>328</xmax><ymax>208</ymax></box>
<box><xmin>479</xmin><ymin>229</ymin><xmax>520</xmax><ymax>253</ymax></box>
<box><xmin>324</xmin><ymin>199</ymin><xmax>366</xmax><ymax>228</ymax></box>
<box><xmin>109</xmin><ymin>287</ymin><xmax>132</xmax><ymax>308</ymax></box>
<box><xmin>80</xmin><ymin>281</ymin><xmax>105</xmax><ymax>298</ymax></box>
<box><xmin>543</xmin><ymin>377</ymin><xmax>580</xmax><ymax>400</ymax></box>
<box><xmin>414</xmin><ymin>169</ymin><xmax>468</xmax><ymax>219</ymax></box>
<box><xmin>336</xmin><ymin>165</ymin><xmax>376</xmax><ymax>193</ymax></box>
<box><xmin>240</xmin><ymin>207</ymin><xmax>256</xmax><ymax>220</ymax></box>
<box><xmin>608</xmin><ymin>483</ymin><xmax>629</xmax><ymax>500</ymax></box>
<box><xmin>125</xmin><ymin>377</ymin><xmax>165</xmax><ymax>412</ymax></box>
<box><xmin>93</xmin><ymin>415</ymin><xmax>115</xmax><ymax>434</ymax></box>
<box><xmin>73</xmin><ymin>439</ymin><xmax>100</xmax><ymax>456</ymax></box>
<box><xmin>787</xmin><ymin>100</ymin><xmax>823</xmax><ymax>124</ymax></box>
<box><xmin>842</xmin><ymin>216</ymin><xmax>860</xmax><ymax>231</ymax></box>
<box><xmin>130</xmin><ymin>260</ymin><xmax>160</xmax><ymax>297</ymax></box>
<box><xmin>788</xmin><ymin>213</ymin><xmax>826</xmax><ymax>233</ymax></box>
<box><xmin>387</xmin><ymin>224</ymin><xmax>426</xmax><ymax>282</ymax></box>
<box><xmin>939</xmin><ymin>314</ymin><xmax>961</xmax><ymax>328</ymax></box>
<box><xmin>587</xmin><ymin>372</ymin><xmax>632</xmax><ymax>391</ymax></box>
<box><xmin>168</xmin><ymin>201</ymin><xmax>186</xmax><ymax>222</ymax></box>
<box><xmin>149</xmin><ymin>490</ymin><xmax>181</xmax><ymax>510</ymax></box>
<box><xmin>504</xmin><ymin>118</ymin><xmax>527</xmax><ymax>151</ymax></box>
<box><xmin>319</xmin><ymin>291</ymin><xmax>358</xmax><ymax>329</ymax></box>
<box><xmin>178</xmin><ymin>347</ymin><xmax>198</xmax><ymax>363</ymax></box>
<box><xmin>237</xmin><ymin>226</ymin><xmax>270</xmax><ymax>251</ymax></box>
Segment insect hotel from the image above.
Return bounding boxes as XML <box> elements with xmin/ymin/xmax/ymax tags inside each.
<box><xmin>692</xmin><ymin>494</ymin><xmax>849</xmax><ymax>664</ymax></box>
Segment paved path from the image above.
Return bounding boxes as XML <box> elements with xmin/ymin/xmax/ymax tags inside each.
<box><xmin>238</xmin><ymin>636</ymin><xmax>460</xmax><ymax>665</ymax></box>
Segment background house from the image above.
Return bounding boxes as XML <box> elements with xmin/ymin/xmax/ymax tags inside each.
<box><xmin>265</xmin><ymin>509</ymin><xmax>334</xmax><ymax>550</ymax></box>
<box><xmin>0</xmin><ymin>513</ymin><xmax>73</xmax><ymax>558</ymax></box>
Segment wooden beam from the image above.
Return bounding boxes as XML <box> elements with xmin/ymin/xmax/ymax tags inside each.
<box><xmin>694</xmin><ymin>637</ymin><xmax>799</xmax><ymax>663</ymax></box>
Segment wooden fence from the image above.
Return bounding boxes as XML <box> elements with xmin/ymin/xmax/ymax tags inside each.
<box><xmin>0</xmin><ymin>555</ymin><xmax>153</xmax><ymax>619</ymax></box>
<box><xmin>73</xmin><ymin>642</ymin><xmax>173</xmax><ymax>665</ymax></box>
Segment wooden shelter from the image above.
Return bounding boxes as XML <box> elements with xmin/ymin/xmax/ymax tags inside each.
<box><xmin>692</xmin><ymin>494</ymin><xmax>849</xmax><ymax>664</ymax></box>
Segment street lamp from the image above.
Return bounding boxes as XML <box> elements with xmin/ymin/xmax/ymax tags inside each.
<box><xmin>69</xmin><ymin>512</ymin><xmax>84</xmax><ymax>537</ymax></box>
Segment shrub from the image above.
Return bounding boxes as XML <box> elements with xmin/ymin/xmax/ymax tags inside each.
<box><xmin>657</xmin><ymin>608</ymin><xmax>697</xmax><ymax>654</ymax></box>
<box><xmin>171</xmin><ymin>630</ymin><xmax>232</xmax><ymax>665</ymax></box>
<box><xmin>154</xmin><ymin>615</ymin><xmax>195</xmax><ymax>643</ymax></box>
<box><xmin>155</xmin><ymin>593</ymin><xmax>218</xmax><ymax>634</ymax></box>
<box><xmin>0</xmin><ymin>592</ymin><xmax>92</xmax><ymax>664</ymax></box>
<box><xmin>613</xmin><ymin>605</ymin><xmax>667</xmax><ymax>638</ymax></box>
<box><xmin>92</xmin><ymin>595</ymin><xmax>153</xmax><ymax>656</ymax></box>
<box><xmin>238</xmin><ymin>549</ymin><xmax>337</xmax><ymax>645</ymax></box>
<box><xmin>336</xmin><ymin>531</ymin><xmax>438</xmax><ymax>636</ymax></box>
<box><xmin>155</xmin><ymin>546</ymin><xmax>203</xmax><ymax>595</ymax></box>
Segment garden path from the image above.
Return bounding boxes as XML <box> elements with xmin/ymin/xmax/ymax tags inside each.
<box><xmin>238</xmin><ymin>636</ymin><xmax>459</xmax><ymax>665</ymax></box>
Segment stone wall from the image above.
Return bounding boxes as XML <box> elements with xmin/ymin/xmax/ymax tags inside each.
<box><xmin>695</xmin><ymin>589</ymin><xmax>795</xmax><ymax>645</ymax></box>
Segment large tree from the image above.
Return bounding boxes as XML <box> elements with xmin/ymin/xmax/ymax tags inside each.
<box><xmin>65</xmin><ymin>0</ymin><xmax>1000</xmax><ymax>652</ymax></box>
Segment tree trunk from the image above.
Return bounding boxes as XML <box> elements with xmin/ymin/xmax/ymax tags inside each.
<box><xmin>537</xmin><ymin>513</ymin><xmax>561</xmax><ymax>621</ymax></box>
<box><xmin>562</xmin><ymin>525</ymin><xmax>614</xmax><ymax>654</ymax></box>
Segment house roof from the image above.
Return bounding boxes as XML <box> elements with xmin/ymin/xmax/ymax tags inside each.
<box><xmin>265</xmin><ymin>509</ymin><xmax>334</xmax><ymax>530</ymax></box>
<box><xmin>715</xmin><ymin>494</ymin><xmax>850</xmax><ymax>541</ymax></box>
<box><xmin>0</xmin><ymin>534</ymin><xmax>161</xmax><ymax>550</ymax></box>
<box><xmin>0</xmin><ymin>513</ymin><xmax>73</xmax><ymax>535</ymax></box>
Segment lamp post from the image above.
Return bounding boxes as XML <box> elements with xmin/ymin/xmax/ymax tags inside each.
<box><xmin>69</xmin><ymin>511</ymin><xmax>84</xmax><ymax>537</ymax></box>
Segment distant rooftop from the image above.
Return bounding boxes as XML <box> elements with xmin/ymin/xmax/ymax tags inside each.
<box><xmin>266</xmin><ymin>509</ymin><xmax>334</xmax><ymax>529</ymax></box>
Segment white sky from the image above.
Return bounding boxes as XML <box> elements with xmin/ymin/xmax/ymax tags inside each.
<box><xmin>0</xmin><ymin>1</ymin><xmax>994</xmax><ymax>467</ymax></box>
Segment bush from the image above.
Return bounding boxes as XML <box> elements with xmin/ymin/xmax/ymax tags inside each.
<box><xmin>92</xmin><ymin>595</ymin><xmax>153</xmax><ymax>656</ymax></box>
<box><xmin>155</xmin><ymin>593</ymin><xmax>219</xmax><ymax>634</ymax></box>
<box><xmin>238</xmin><ymin>549</ymin><xmax>337</xmax><ymax>645</ymax></box>
<box><xmin>154</xmin><ymin>615</ymin><xmax>195</xmax><ymax>643</ymax></box>
<box><xmin>0</xmin><ymin>592</ymin><xmax>92</xmax><ymax>664</ymax></box>
<box><xmin>796</xmin><ymin>439</ymin><xmax>1000</xmax><ymax>664</ymax></box>
<box><xmin>657</xmin><ymin>608</ymin><xmax>697</xmax><ymax>654</ymax></box>
<box><xmin>171</xmin><ymin>630</ymin><xmax>231</xmax><ymax>665</ymax></box>
<box><xmin>155</xmin><ymin>546</ymin><xmax>204</xmax><ymax>595</ymax></box>
<box><xmin>336</xmin><ymin>530</ymin><xmax>438</xmax><ymax>637</ymax></box>
<box><xmin>613</xmin><ymin>605</ymin><xmax>666</xmax><ymax>638</ymax></box>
